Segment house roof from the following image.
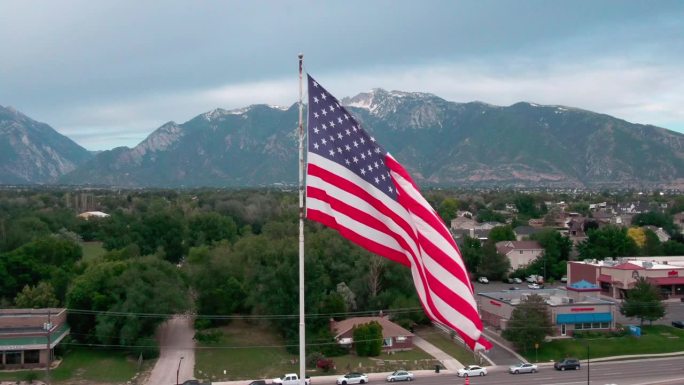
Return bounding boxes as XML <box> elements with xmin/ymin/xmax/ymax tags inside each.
<box><xmin>495</xmin><ymin>240</ymin><xmax>543</xmax><ymax>255</ymax></box>
<box><xmin>331</xmin><ymin>317</ymin><xmax>413</xmax><ymax>339</ymax></box>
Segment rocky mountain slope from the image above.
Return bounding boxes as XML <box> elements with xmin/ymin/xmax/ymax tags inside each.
<box><xmin>0</xmin><ymin>105</ymin><xmax>92</xmax><ymax>184</ymax></box>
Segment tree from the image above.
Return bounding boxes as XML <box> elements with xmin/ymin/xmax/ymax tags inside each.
<box><xmin>477</xmin><ymin>241</ymin><xmax>511</xmax><ymax>280</ymax></box>
<box><xmin>502</xmin><ymin>294</ymin><xmax>552</xmax><ymax>352</ymax></box>
<box><xmin>620</xmin><ymin>277</ymin><xmax>666</xmax><ymax>326</ymax></box>
<box><xmin>352</xmin><ymin>321</ymin><xmax>382</xmax><ymax>357</ymax></box>
<box><xmin>488</xmin><ymin>225</ymin><xmax>515</xmax><ymax>243</ymax></box>
<box><xmin>14</xmin><ymin>282</ymin><xmax>59</xmax><ymax>308</ymax></box>
<box><xmin>437</xmin><ymin>198</ymin><xmax>460</xmax><ymax>223</ymax></box>
<box><xmin>627</xmin><ymin>227</ymin><xmax>646</xmax><ymax>248</ymax></box>
<box><xmin>577</xmin><ymin>225</ymin><xmax>639</xmax><ymax>260</ymax></box>
<box><xmin>459</xmin><ymin>236</ymin><xmax>482</xmax><ymax>274</ymax></box>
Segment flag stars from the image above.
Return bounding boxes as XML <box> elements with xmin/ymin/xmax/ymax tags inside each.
<box><xmin>337</xmin><ymin>147</ymin><xmax>342</xmax><ymax>154</ymax></box>
<box><xmin>337</xmin><ymin>133</ymin><xmax>343</xmax><ymax>139</ymax></box>
<box><xmin>312</xmin><ymin>81</ymin><xmax>319</xmax><ymax>88</ymax></box>
<box><xmin>337</xmin><ymin>117</ymin><xmax>343</xmax><ymax>124</ymax></box>
<box><xmin>345</xmin><ymin>159</ymin><xmax>350</xmax><ymax>165</ymax></box>
<box><xmin>329</xmin><ymin>135</ymin><xmax>334</xmax><ymax>142</ymax></box>
<box><xmin>353</xmin><ymin>141</ymin><xmax>359</xmax><ymax>148</ymax></box>
<box><xmin>321</xmin><ymin>109</ymin><xmax>328</xmax><ymax>116</ymax></box>
<box><xmin>321</xmin><ymin>93</ymin><xmax>327</xmax><ymax>100</ymax></box>
<box><xmin>353</xmin><ymin>156</ymin><xmax>359</xmax><ymax>163</ymax></box>
<box><xmin>344</xmin><ymin>114</ymin><xmax>349</xmax><ymax>120</ymax></box>
<box><xmin>321</xmin><ymin>123</ymin><xmax>327</xmax><ymax>130</ymax></box>
<box><xmin>374</xmin><ymin>177</ymin><xmax>380</xmax><ymax>184</ymax></box>
<box><xmin>360</xmin><ymin>168</ymin><xmax>366</xmax><ymax>175</ymax></box>
<box><xmin>313</xmin><ymin>127</ymin><xmax>319</xmax><ymax>134</ymax></box>
<box><xmin>313</xmin><ymin>96</ymin><xmax>319</xmax><ymax>104</ymax></box>
<box><xmin>345</xmin><ymin>144</ymin><xmax>351</xmax><ymax>151</ymax></box>
<box><xmin>321</xmin><ymin>138</ymin><xmax>327</xmax><ymax>145</ymax></box>
<box><xmin>360</xmin><ymin>153</ymin><xmax>366</xmax><ymax>160</ymax></box>
<box><xmin>328</xmin><ymin>149</ymin><xmax>335</xmax><ymax>156</ymax></box>
<box><xmin>360</xmin><ymin>137</ymin><xmax>366</xmax><ymax>144</ymax></box>
<box><xmin>313</xmin><ymin>142</ymin><xmax>319</xmax><ymax>150</ymax></box>
<box><xmin>329</xmin><ymin>105</ymin><xmax>335</xmax><ymax>112</ymax></box>
<box><xmin>329</xmin><ymin>121</ymin><xmax>335</xmax><ymax>128</ymax></box>
<box><xmin>313</xmin><ymin>112</ymin><xmax>319</xmax><ymax>119</ymax></box>
<box><xmin>345</xmin><ymin>129</ymin><xmax>351</xmax><ymax>136</ymax></box>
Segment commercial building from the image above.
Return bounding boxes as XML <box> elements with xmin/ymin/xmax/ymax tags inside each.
<box><xmin>0</xmin><ymin>308</ymin><xmax>70</xmax><ymax>369</ymax></box>
<box><xmin>478</xmin><ymin>281</ymin><xmax>616</xmax><ymax>337</ymax></box>
<box><xmin>568</xmin><ymin>257</ymin><xmax>684</xmax><ymax>299</ymax></box>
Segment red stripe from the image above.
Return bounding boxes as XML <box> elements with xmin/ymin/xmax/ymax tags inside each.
<box><xmin>308</xmin><ymin>163</ymin><xmax>417</xmax><ymax>247</ymax></box>
<box><xmin>306</xmin><ymin>208</ymin><xmax>409</xmax><ymax>266</ymax></box>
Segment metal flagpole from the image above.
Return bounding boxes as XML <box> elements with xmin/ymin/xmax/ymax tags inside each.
<box><xmin>297</xmin><ymin>53</ymin><xmax>306</xmax><ymax>385</ymax></box>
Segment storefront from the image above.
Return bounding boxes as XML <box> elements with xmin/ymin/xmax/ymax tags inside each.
<box><xmin>478</xmin><ymin>283</ymin><xmax>615</xmax><ymax>337</ymax></box>
<box><xmin>568</xmin><ymin>257</ymin><xmax>684</xmax><ymax>299</ymax></box>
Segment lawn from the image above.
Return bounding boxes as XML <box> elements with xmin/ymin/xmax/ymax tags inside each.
<box><xmin>413</xmin><ymin>325</ymin><xmax>478</xmax><ymax>365</ymax></box>
<box><xmin>0</xmin><ymin>346</ymin><xmax>143</xmax><ymax>384</ymax></box>
<box><xmin>195</xmin><ymin>320</ymin><xmax>440</xmax><ymax>382</ymax></box>
<box><xmin>81</xmin><ymin>241</ymin><xmax>106</xmax><ymax>261</ymax></box>
<box><xmin>524</xmin><ymin>325</ymin><xmax>684</xmax><ymax>363</ymax></box>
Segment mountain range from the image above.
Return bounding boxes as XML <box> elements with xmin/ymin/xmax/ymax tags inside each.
<box><xmin>2</xmin><ymin>90</ymin><xmax>684</xmax><ymax>189</ymax></box>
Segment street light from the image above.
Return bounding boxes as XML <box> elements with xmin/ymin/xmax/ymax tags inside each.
<box><xmin>586</xmin><ymin>342</ymin><xmax>590</xmax><ymax>385</ymax></box>
<box><xmin>177</xmin><ymin>356</ymin><xmax>184</xmax><ymax>385</ymax></box>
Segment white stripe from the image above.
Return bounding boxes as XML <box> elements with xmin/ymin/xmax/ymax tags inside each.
<box><xmin>308</xmin><ymin>154</ymin><xmax>421</xmax><ymax>258</ymax></box>
<box><xmin>391</xmin><ymin>170</ymin><xmax>477</xmax><ymax>307</ymax></box>
<box><xmin>431</xmin><ymin>291</ymin><xmax>481</xmax><ymax>341</ymax></box>
<box><xmin>391</xmin><ymin>170</ymin><xmax>469</xmax><ymax>273</ymax></box>
<box><xmin>306</xmin><ymin>198</ymin><xmax>404</xmax><ymax>254</ymax></box>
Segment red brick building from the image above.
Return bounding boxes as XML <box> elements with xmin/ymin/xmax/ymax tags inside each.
<box><xmin>0</xmin><ymin>308</ymin><xmax>69</xmax><ymax>369</ymax></box>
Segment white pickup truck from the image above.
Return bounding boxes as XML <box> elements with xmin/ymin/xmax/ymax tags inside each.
<box><xmin>272</xmin><ymin>373</ymin><xmax>311</xmax><ymax>385</ymax></box>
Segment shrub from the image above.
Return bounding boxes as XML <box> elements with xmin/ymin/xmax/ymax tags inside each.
<box><xmin>194</xmin><ymin>329</ymin><xmax>223</xmax><ymax>344</ymax></box>
<box><xmin>316</xmin><ymin>358</ymin><xmax>335</xmax><ymax>372</ymax></box>
<box><xmin>23</xmin><ymin>371</ymin><xmax>39</xmax><ymax>384</ymax></box>
<box><xmin>306</xmin><ymin>352</ymin><xmax>325</xmax><ymax>368</ymax></box>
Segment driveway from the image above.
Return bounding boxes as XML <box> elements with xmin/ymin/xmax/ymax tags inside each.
<box><xmin>146</xmin><ymin>315</ymin><xmax>196</xmax><ymax>385</ymax></box>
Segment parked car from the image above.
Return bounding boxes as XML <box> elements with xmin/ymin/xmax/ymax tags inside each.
<box><xmin>477</xmin><ymin>277</ymin><xmax>489</xmax><ymax>284</ymax></box>
<box><xmin>560</xmin><ymin>276</ymin><xmax>568</xmax><ymax>283</ymax></box>
<box><xmin>527</xmin><ymin>283</ymin><xmax>542</xmax><ymax>289</ymax></box>
<box><xmin>386</xmin><ymin>370</ymin><xmax>413</xmax><ymax>382</ymax></box>
<box><xmin>508</xmin><ymin>362</ymin><xmax>538</xmax><ymax>374</ymax></box>
<box><xmin>249</xmin><ymin>381</ymin><xmax>267</xmax><ymax>385</ymax></box>
<box><xmin>672</xmin><ymin>320</ymin><xmax>684</xmax><ymax>329</ymax></box>
<box><xmin>513</xmin><ymin>277</ymin><xmax>523</xmax><ymax>284</ymax></box>
<box><xmin>337</xmin><ymin>372</ymin><xmax>368</xmax><ymax>385</ymax></box>
<box><xmin>554</xmin><ymin>358</ymin><xmax>581</xmax><ymax>371</ymax></box>
<box><xmin>456</xmin><ymin>365</ymin><xmax>487</xmax><ymax>377</ymax></box>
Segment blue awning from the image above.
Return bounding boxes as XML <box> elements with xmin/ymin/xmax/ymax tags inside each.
<box><xmin>556</xmin><ymin>312</ymin><xmax>612</xmax><ymax>324</ymax></box>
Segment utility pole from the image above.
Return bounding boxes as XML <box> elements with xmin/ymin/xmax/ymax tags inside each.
<box><xmin>45</xmin><ymin>309</ymin><xmax>52</xmax><ymax>385</ymax></box>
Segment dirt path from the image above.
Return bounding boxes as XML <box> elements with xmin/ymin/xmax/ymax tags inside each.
<box><xmin>146</xmin><ymin>315</ymin><xmax>196</xmax><ymax>385</ymax></box>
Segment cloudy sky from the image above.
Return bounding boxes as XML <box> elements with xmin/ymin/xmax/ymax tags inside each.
<box><xmin>1</xmin><ymin>0</ymin><xmax>683</xmax><ymax>150</ymax></box>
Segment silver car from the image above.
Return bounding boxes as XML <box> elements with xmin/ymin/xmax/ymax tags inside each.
<box><xmin>456</xmin><ymin>365</ymin><xmax>487</xmax><ymax>377</ymax></box>
<box><xmin>386</xmin><ymin>370</ymin><xmax>413</xmax><ymax>382</ymax></box>
<box><xmin>509</xmin><ymin>362</ymin><xmax>538</xmax><ymax>374</ymax></box>
<box><xmin>337</xmin><ymin>373</ymin><xmax>368</xmax><ymax>385</ymax></box>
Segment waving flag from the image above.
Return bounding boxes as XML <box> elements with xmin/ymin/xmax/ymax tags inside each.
<box><xmin>305</xmin><ymin>74</ymin><xmax>491</xmax><ymax>351</ymax></box>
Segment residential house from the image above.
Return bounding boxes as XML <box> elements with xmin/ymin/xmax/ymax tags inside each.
<box><xmin>513</xmin><ymin>226</ymin><xmax>540</xmax><ymax>241</ymax></box>
<box><xmin>643</xmin><ymin>226</ymin><xmax>671</xmax><ymax>243</ymax></box>
<box><xmin>495</xmin><ymin>240</ymin><xmax>544</xmax><ymax>271</ymax></box>
<box><xmin>330</xmin><ymin>316</ymin><xmax>414</xmax><ymax>352</ymax></box>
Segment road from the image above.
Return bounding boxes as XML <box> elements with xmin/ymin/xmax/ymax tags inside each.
<box><xmin>146</xmin><ymin>315</ymin><xmax>196</xmax><ymax>385</ymax></box>
<box><xmin>215</xmin><ymin>356</ymin><xmax>684</xmax><ymax>385</ymax></box>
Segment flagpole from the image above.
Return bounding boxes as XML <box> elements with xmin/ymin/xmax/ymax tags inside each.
<box><xmin>297</xmin><ymin>53</ymin><xmax>306</xmax><ymax>385</ymax></box>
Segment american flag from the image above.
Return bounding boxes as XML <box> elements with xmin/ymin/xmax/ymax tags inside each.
<box><xmin>305</xmin><ymin>74</ymin><xmax>491</xmax><ymax>351</ymax></box>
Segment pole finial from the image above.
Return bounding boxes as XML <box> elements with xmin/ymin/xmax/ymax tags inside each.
<box><xmin>298</xmin><ymin>53</ymin><xmax>303</xmax><ymax>59</ymax></box>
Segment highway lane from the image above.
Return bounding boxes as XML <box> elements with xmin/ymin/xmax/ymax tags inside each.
<box><xmin>394</xmin><ymin>356</ymin><xmax>684</xmax><ymax>385</ymax></box>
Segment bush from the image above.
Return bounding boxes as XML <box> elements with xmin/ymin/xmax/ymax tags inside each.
<box><xmin>135</xmin><ymin>337</ymin><xmax>160</xmax><ymax>359</ymax></box>
<box><xmin>194</xmin><ymin>329</ymin><xmax>223</xmax><ymax>344</ymax></box>
<box><xmin>316</xmin><ymin>358</ymin><xmax>335</xmax><ymax>372</ymax></box>
<box><xmin>306</xmin><ymin>352</ymin><xmax>325</xmax><ymax>368</ymax></box>
<box><xmin>194</xmin><ymin>318</ymin><xmax>212</xmax><ymax>330</ymax></box>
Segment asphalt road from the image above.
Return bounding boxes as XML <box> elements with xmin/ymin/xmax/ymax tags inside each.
<box><xmin>146</xmin><ymin>315</ymin><xmax>196</xmax><ymax>385</ymax></box>
<box><xmin>215</xmin><ymin>356</ymin><xmax>684</xmax><ymax>385</ymax></box>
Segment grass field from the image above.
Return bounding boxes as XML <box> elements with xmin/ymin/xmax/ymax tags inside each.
<box><xmin>413</xmin><ymin>326</ymin><xmax>478</xmax><ymax>365</ymax></box>
<box><xmin>0</xmin><ymin>346</ymin><xmax>144</xmax><ymax>384</ymax></box>
<box><xmin>81</xmin><ymin>241</ymin><xmax>106</xmax><ymax>261</ymax></box>
<box><xmin>525</xmin><ymin>325</ymin><xmax>684</xmax><ymax>363</ymax></box>
<box><xmin>194</xmin><ymin>320</ymin><xmax>440</xmax><ymax>381</ymax></box>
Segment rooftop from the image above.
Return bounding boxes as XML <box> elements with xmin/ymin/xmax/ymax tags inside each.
<box><xmin>478</xmin><ymin>288</ymin><xmax>614</xmax><ymax>307</ymax></box>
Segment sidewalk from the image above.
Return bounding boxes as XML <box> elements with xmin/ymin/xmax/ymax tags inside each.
<box><xmin>412</xmin><ymin>336</ymin><xmax>463</xmax><ymax>371</ymax></box>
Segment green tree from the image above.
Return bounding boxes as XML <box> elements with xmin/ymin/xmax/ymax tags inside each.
<box><xmin>188</xmin><ymin>212</ymin><xmax>238</xmax><ymax>246</ymax></box>
<box><xmin>620</xmin><ymin>277</ymin><xmax>666</xmax><ymax>326</ymax></box>
<box><xmin>577</xmin><ymin>225</ymin><xmax>639</xmax><ymax>260</ymax></box>
<box><xmin>488</xmin><ymin>225</ymin><xmax>516</xmax><ymax>243</ymax></box>
<box><xmin>502</xmin><ymin>294</ymin><xmax>552</xmax><ymax>352</ymax></box>
<box><xmin>477</xmin><ymin>241</ymin><xmax>511</xmax><ymax>280</ymax></box>
<box><xmin>353</xmin><ymin>321</ymin><xmax>382</xmax><ymax>357</ymax></box>
<box><xmin>437</xmin><ymin>198</ymin><xmax>460</xmax><ymax>224</ymax></box>
<box><xmin>632</xmin><ymin>212</ymin><xmax>677</xmax><ymax>235</ymax></box>
<box><xmin>459</xmin><ymin>236</ymin><xmax>482</xmax><ymax>275</ymax></box>
<box><xmin>14</xmin><ymin>282</ymin><xmax>59</xmax><ymax>308</ymax></box>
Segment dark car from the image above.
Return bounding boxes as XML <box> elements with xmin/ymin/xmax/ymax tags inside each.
<box><xmin>672</xmin><ymin>320</ymin><xmax>684</xmax><ymax>329</ymax></box>
<box><xmin>182</xmin><ymin>381</ymin><xmax>211</xmax><ymax>385</ymax></box>
<box><xmin>554</xmin><ymin>358</ymin><xmax>580</xmax><ymax>371</ymax></box>
<box><xmin>249</xmin><ymin>381</ymin><xmax>267</xmax><ymax>385</ymax></box>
